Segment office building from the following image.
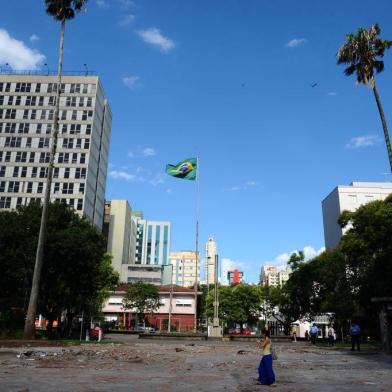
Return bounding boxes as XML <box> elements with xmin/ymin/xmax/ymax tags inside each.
<box><xmin>205</xmin><ymin>236</ymin><xmax>217</xmax><ymax>285</ymax></box>
<box><xmin>260</xmin><ymin>265</ymin><xmax>291</xmax><ymax>287</ymax></box>
<box><xmin>0</xmin><ymin>73</ymin><xmax>111</xmax><ymax>229</ymax></box>
<box><xmin>169</xmin><ymin>251</ymin><xmax>200</xmax><ymax>287</ymax></box>
<box><xmin>105</xmin><ymin>200</ymin><xmax>133</xmax><ymax>276</ymax></box>
<box><xmin>135</xmin><ymin>219</ymin><xmax>171</xmax><ymax>265</ymax></box>
<box><xmin>322</xmin><ymin>182</ymin><xmax>392</xmax><ymax>248</ymax></box>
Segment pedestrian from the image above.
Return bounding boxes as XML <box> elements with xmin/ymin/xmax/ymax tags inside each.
<box><xmin>328</xmin><ymin>325</ymin><xmax>335</xmax><ymax>346</ymax></box>
<box><xmin>350</xmin><ymin>322</ymin><xmax>361</xmax><ymax>351</ymax></box>
<box><xmin>305</xmin><ymin>330</ymin><xmax>309</xmax><ymax>341</ymax></box>
<box><xmin>256</xmin><ymin>329</ymin><xmax>276</xmax><ymax>387</ymax></box>
<box><xmin>310</xmin><ymin>323</ymin><xmax>318</xmax><ymax>345</ymax></box>
<box><xmin>291</xmin><ymin>326</ymin><xmax>297</xmax><ymax>342</ymax></box>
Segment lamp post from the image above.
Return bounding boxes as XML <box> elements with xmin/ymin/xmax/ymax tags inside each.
<box><xmin>168</xmin><ymin>263</ymin><xmax>173</xmax><ymax>332</ymax></box>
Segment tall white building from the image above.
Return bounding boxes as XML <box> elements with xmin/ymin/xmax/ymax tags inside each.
<box><xmin>322</xmin><ymin>182</ymin><xmax>392</xmax><ymax>248</ymax></box>
<box><xmin>205</xmin><ymin>236</ymin><xmax>217</xmax><ymax>286</ymax></box>
<box><xmin>0</xmin><ymin>73</ymin><xmax>111</xmax><ymax>229</ymax></box>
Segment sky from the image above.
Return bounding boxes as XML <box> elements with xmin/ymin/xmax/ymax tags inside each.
<box><xmin>1</xmin><ymin>0</ymin><xmax>392</xmax><ymax>282</ymax></box>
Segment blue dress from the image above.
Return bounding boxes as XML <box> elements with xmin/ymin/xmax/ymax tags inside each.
<box><xmin>258</xmin><ymin>343</ymin><xmax>275</xmax><ymax>385</ymax></box>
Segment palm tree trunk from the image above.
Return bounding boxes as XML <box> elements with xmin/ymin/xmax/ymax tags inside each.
<box><xmin>24</xmin><ymin>18</ymin><xmax>66</xmax><ymax>340</ymax></box>
<box><xmin>372</xmin><ymin>79</ymin><xmax>392</xmax><ymax>173</ymax></box>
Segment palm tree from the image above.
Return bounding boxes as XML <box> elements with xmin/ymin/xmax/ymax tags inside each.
<box><xmin>24</xmin><ymin>0</ymin><xmax>88</xmax><ymax>339</ymax></box>
<box><xmin>337</xmin><ymin>24</ymin><xmax>392</xmax><ymax>173</ymax></box>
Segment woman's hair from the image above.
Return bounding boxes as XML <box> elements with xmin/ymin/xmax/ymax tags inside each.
<box><xmin>262</xmin><ymin>329</ymin><xmax>270</xmax><ymax>337</ymax></box>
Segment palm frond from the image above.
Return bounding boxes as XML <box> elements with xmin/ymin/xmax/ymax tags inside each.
<box><xmin>44</xmin><ymin>0</ymin><xmax>88</xmax><ymax>21</ymax></box>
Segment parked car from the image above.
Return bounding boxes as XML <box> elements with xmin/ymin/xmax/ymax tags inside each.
<box><xmin>134</xmin><ymin>324</ymin><xmax>155</xmax><ymax>333</ymax></box>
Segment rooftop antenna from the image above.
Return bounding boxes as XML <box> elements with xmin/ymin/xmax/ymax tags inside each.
<box><xmin>83</xmin><ymin>63</ymin><xmax>88</xmax><ymax>76</ymax></box>
<box><xmin>44</xmin><ymin>63</ymin><xmax>49</xmax><ymax>76</ymax></box>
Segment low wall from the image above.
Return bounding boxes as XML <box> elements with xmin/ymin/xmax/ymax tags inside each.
<box><xmin>139</xmin><ymin>333</ymin><xmax>208</xmax><ymax>340</ymax></box>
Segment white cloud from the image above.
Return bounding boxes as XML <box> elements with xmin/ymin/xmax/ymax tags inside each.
<box><xmin>96</xmin><ymin>0</ymin><xmax>109</xmax><ymax>8</ymax></box>
<box><xmin>327</xmin><ymin>91</ymin><xmax>337</xmax><ymax>96</ymax></box>
<box><xmin>109</xmin><ymin>170</ymin><xmax>136</xmax><ymax>181</ymax></box>
<box><xmin>150</xmin><ymin>173</ymin><xmax>165</xmax><ymax>186</ymax></box>
<box><xmin>29</xmin><ymin>34</ymin><xmax>39</xmax><ymax>43</ymax></box>
<box><xmin>245</xmin><ymin>181</ymin><xmax>257</xmax><ymax>187</ymax></box>
<box><xmin>285</xmin><ymin>38</ymin><xmax>308</xmax><ymax>48</ymax></box>
<box><xmin>141</xmin><ymin>147</ymin><xmax>156</xmax><ymax>157</ymax></box>
<box><xmin>345</xmin><ymin>135</ymin><xmax>381</xmax><ymax>149</ymax></box>
<box><xmin>0</xmin><ymin>29</ymin><xmax>45</xmax><ymax>70</ymax></box>
<box><xmin>223</xmin><ymin>181</ymin><xmax>258</xmax><ymax>192</ymax></box>
<box><xmin>138</xmin><ymin>27</ymin><xmax>175</xmax><ymax>52</ymax></box>
<box><xmin>223</xmin><ymin>186</ymin><xmax>241</xmax><ymax>192</ymax></box>
<box><xmin>118</xmin><ymin>14</ymin><xmax>136</xmax><ymax>27</ymax></box>
<box><xmin>123</xmin><ymin>75</ymin><xmax>140</xmax><ymax>89</ymax></box>
<box><xmin>264</xmin><ymin>245</ymin><xmax>325</xmax><ymax>270</ymax></box>
<box><xmin>118</xmin><ymin>0</ymin><xmax>135</xmax><ymax>8</ymax></box>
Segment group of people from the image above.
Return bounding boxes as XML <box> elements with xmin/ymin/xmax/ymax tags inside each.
<box><xmin>256</xmin><ymin>322</ymin><xmax>362</xmax><ymax>386</ymax></box>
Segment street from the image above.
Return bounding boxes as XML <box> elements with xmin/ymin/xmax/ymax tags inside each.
<box><xmin>1</xmin><ymin>335</ymin><xmax>391</xmax><ymax>391</ymax></box>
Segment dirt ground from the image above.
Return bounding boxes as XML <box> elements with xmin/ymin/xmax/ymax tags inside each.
<box><xmin>1</xmin><ymin>334</ymin><xmax>392</xmax><ymax>392</ymax></box>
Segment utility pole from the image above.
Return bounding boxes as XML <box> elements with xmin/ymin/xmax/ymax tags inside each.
<box><xmin>168</xmin><ymin>264</ymin><xmax>173</xmax><ymax>332</ymax></box>
<box><xmin>210</xmin><ymin>254</ymin><xmax>222</xmax><ymax>337</ymax></box>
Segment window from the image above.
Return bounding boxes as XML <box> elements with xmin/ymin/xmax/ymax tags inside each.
<box><xmin>36</xmin><ymin>124</ymin><xmax>42</xmax><ymax>134</ymax></box>
<box><xmin>38</xmin><ymin>138</ymin><xmax>50</xmax><ymax>148</ymax></box>
<box><xmin>35</xmin><ymin>83</ymin><xmax>41</xmax><ymax>93</ymax></box>
<box><xmin>0</xmin><ymin>197</ymin><xmax>11</xmax><ymax>209</ymax></box>
<box><xmin>30</xmin><ymin>109</ymin><xmax>36</xmax><ymax>119</ymax></box>
<box><xmin>76</xmin><ymin>139</ymin><xmax>82</xmax><ymax>149</ymax></box>
<box><xmin>72</xmin><ymin>153</ymin><xmax>78</xmax><ymax>163</ymax></box>
<box><xmin>54</xmin><ymin>183</ymin><xmax>60</xmax><ymax>193</ymax></box>
<box><xmin>13</xmin><ymin>167</ymin><xmax>19</xmax><ymax>177</ymax></box>
<box><xmin>64</xmin><ymin>167</ymin><xmax>70</xmax><ymax>178</ymax></box>
<box><xmin>25</xmin><ymin>137</ymin><xmax>32</xmax><ymax>147</ymax></box>
<box><xmin>62</xmin><ymin>183</ymin><xmax>74</xmax><ymax>194</ymax></box>
<box><xmin>87</xmin><ymin>97</ymin><xmax>92</xmax><ymax>107</ymax></box>
<box><xmin>84</xmin><ymin>139</ymin><xmax>90</xmax><ymax>149</ymax></box>
<box><xmin>61</xmin><ymin>110</ymin><xmax>66</xmax><ymax>120</ymax></box>
<box><xmin>79</xmin><ymin>183</ymin><xmax>85</xmax><ymax>194</ymax></box>
<box><xmin>4</xmin><ymin>109</ymin><xmax>16</xmax><ymax>119</ymax></box>
<box><xmin>5</xmin><ymin>123</ymin><xmax>16</xmax><ymax>133</ymax></box>
<box><xmin>63</xmin><ymin>138</ymin><xmax>73</xmax><ymax>149</ymax></box>
<box><xmin>5</xmin><ymin>151</ymin><xmax>11</xmax><ymax>162</ymax></box>
<box><xmin>39</xmin><ymin>167</ymin><xmax>48</xmax><ymax>178</ymax></box>
<box><xmin>86</xmin><ymin>124</ymin><xmax>91</xmax><ymax>135</ymax></box>
<box><xmin>48</xmin><ymin>96</ymin><xmax>55</xmax><ymax>106</ymax></box>
<box><xmin>23</xmin><ymin>109</ymin><xmax>29</xmax><ymax>119</ymax></box>
<box><xmin>8</xmin><ymin>181</ymin><xmax>20</xmax><ymax>193</ymax></box>
<box><xmin>80</xmin><ymin>153</ymin><xmax>86</xmax><ymax>164</ymax></box>
<box><xmin>77</xmin><ymin>199</ymin><xmax>83</xmax><ymax>210</ymax></box>
<box><xmin>82</xmin><ymin>84</ymin><xmax>88</xmax><ymax>94</ymax></box>
<box><xmin>37</xmin><ymin>182</ymin><xmax>44</xmax><ymax>193</ymax></box>
<box><xmin>39</xmin><ymin>152</ymin><xmax>50</xmax><ymax>163</ymax></box>
<box><xmin>15</xmin><ymin>96</ymin><xmax>21</xmax><ymax>106</ymax></box>
<box><xmin>75</xmin><ymin>167</ymin><xmax>82</xmax><ymax>178</ymax></box>
<box><xmin>5</xmin><ymin>83</ymin><xmax>11</xmax><ymax>92</ymax></box>
<box><xmin>0</xmin><ymin>181</ymin><xmax>5</xmax><ymax>192</ymax></box>
<box><xmin>16</xmin><ymin>197</ymin><xmax>23</xmax><ymax>207</ymax></box>
<box><xmin>53</xmin><ymin>168</ymin><xmax>59</xmax><ymax>178</ymax></box>
<box><xmin>21</xmin><ymin>167</ymin><xmax>27</xmax><ymax>177</ymax></box>
<box><xmin>31</xmin><ymin>167</ymin><xmax>37</xmax><ymax>178</ymax></box>
<box><xmin>0</xmin><ymin>96</ymin><xmax>3</xmax><ymax>106</ymax></box>
<box><xmin>72</xmin><ymin>110</ymin><xmax>77</xmax><ymax>120</ymax></box>
<box><xmin>26</xmin><ymin>182</ymin><xmax>33</xmax><ymax>193</ymax></box>
<box><xmin>5</xmin><ymin>137</ymin><xmax>22</xmax><ymax>147</ymax></box>
<box><xmin>0</xmin><ymin>167</ymin><xmax>5</xmax><ymax>177</ymax></box>
<box><xmin>29</xmin><ymin>152</ymin><xmax>35</xmax><ymax>163</ymax></box>
<box><xmin>18</xmin><ymin>123</ymin><xmax>29</xmax><ymax>134</ymax></box>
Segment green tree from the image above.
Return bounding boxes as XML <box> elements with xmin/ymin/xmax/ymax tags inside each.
<box><xmin>122</xmin><ymin>282</ymin><xmax>160</xmax><ymax>326</ymax></box>
<box><xmin>337</xmin><ymin>23</ymin><xmax>392</xmax><ymax>172</ymax></box>
<box><xmin>287</xmin><ymin>251</ymin><xmax>305</xmax><ymax>272</ymax></box>
<box><xmin>0</xmin><ymin>202</ymin><xmax>118</xmax><ymax>336</ymax></box>
<box><xmin>24</xmin><ymin>0</ymin><xmax>89</xmax><ymax>339</ymax></box>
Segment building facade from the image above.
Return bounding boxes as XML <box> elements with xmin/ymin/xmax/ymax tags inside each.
<box><xmin>228</xmin><ymin>269</ymin><xmax>244</xmax><ymax>285</ymax></box>
<box><xmin>120</xmin><ymin>264</ymin><xmax>172</xmax><ymax>285</ymax></box>
<box><xmin>105</xmin><ymin>200</ymin><xmax>133</xmax><ymax>276</ymax></box>
<box><xmin>102</xmin><ymin>285</ymin><xmax>199</xmax><ymax>331</ymax></box>
<box><xmin>205</xmin><ymin>236</ymin><xmax>217</xmax><ymax>285</ymax></box>
<box><xmin>169</xmin><ymin>251</ymin><xmax>200</xmax><ymax>287</ymax></box>
<box><xmin>220</xmin><ymin>258</ymin><xmax>234</xmax><ymax>286</ymax></box>
<box><xmin>0</xmin><ymin>73</ymin><xmax>111</xmax><ymax>229</ymax></box>
<box><xmin>322</xmin><ymin>182</ymin><xmax>392</xmax><ymax>248</ymax></box>
<box><xmin>135</xmin><ymin>219</ymin><xmax>171</xmax><ymax>265</ymax></box>
<box><xmin>260</xmin><ymin>265</ymin><xmax>291</xmax><ymax>287</ymax></box>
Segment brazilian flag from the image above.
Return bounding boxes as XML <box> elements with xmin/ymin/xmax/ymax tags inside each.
<box><xmin>165</xmin><ymin>158</ymin><xmax>197</xmax><ymax>180</ymax></box>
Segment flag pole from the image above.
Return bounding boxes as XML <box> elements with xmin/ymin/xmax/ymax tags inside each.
<box><xmin>194</xmin><ymin>156</ymin><xmax>200</xmax><ymax>333</ymax></box>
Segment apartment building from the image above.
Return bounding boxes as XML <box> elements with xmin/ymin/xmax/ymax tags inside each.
<box><xmin>0</xmin><ymin>72</ymin><xmax>111</xmax><ymax>229</ymax></box>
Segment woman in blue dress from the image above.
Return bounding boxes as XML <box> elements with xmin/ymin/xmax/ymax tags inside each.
<box><xmin>257</xmin><ymin>329</ymin><xmax>276</xmax><ymax>386</ymax></box>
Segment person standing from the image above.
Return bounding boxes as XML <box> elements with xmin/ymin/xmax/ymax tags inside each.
<box><xmin>257</xmin><ymin>329</ymin><xmax>276</xmax><ymax>386</ymax></box>
<box><xmin>350</xmin><ymin>322</ymin><xmax>361</xmax><ymax>351</ymax></box>
<box><xmin>310</xmin><ymin>323</ymin><xmax>318</xmax><ymax>345</ymax></box>
<box><xmin>328</xmin><ymin>325</ymin><xmax>335</xmax><ymax>347</ymax></box>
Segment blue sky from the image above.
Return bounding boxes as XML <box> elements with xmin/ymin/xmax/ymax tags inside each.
<box><xmin>1</xmin><ymin>0</ymin><xmax>392</xmax><ymax>282</ymax></box>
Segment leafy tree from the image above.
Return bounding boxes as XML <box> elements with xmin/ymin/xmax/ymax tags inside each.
<box><xmin>337</xmin><ymin>23</ymin><xmax>392</xmax><ymax>172</ymax></box>
<box><xmin>122</xmin><ymin>282</ymin><xmax>160</xmax><ymax>325</ymax></box>
<box><xmin>287</xmin><ymin>251</ymin><xmax>305</xmax><ymax>272</ymax></box>
<box><xmin>25</xmin><ymin>0</ymin><xmax>89</xmax><ymax>339</ymax></box>
<box><xmin>0</xmin><ymin>202</ymin><xmax>118</xmax><ymax>336</ymax></box>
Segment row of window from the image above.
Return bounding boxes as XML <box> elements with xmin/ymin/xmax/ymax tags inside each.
<box><xmin>0</xmin><ymin>165</ymin><xmax>87</xmax><ymax>179</ymax></box>
<box><xmin>0</xmin><ymin>82</ymin><xmax>95</xmax><ymax>94</ymax></box>
<box><xmin>0</xmin><ymin>122</ymin><xmax>92</xmax><ymax>135</ymax></box>
<box><xmin>0</xmin><ymin>95</ymin><xmax>94</xmax><ymax>108</ymax></box>
<box><xmin>0</xmin><ymin>151</ymin><xmax>88</xmax><ymax>166</ymax></box>
<box><xmin>0</xmin><ymin>196</ymin><xmax>83</xmax><ymax>210</ymax></box>
<box><xmin>0</xmin><ymin>108</ymin><xmax>94</xmax><ymax>121</ymax></box>
<box><xmin>0</xmin><ymin>137</ymin><xmax>90</xmax><ymax>150</ymax></box>
<box><xmin>0</xmin><ymin>180</ymin><xmax>85</xmax><ymax>195</ymax></box>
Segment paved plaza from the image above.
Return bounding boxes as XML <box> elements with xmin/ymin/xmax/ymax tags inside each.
<box><xmin>1</xmin><ymin>335</ymin><xmax>392</xmax><ymax>392</ymax></box>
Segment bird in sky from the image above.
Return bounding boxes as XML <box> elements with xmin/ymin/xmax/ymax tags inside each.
<box><xmin>310</xmin><ymin>82</ymin><xmax>318</xmax><ymax>88</ymax></box>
